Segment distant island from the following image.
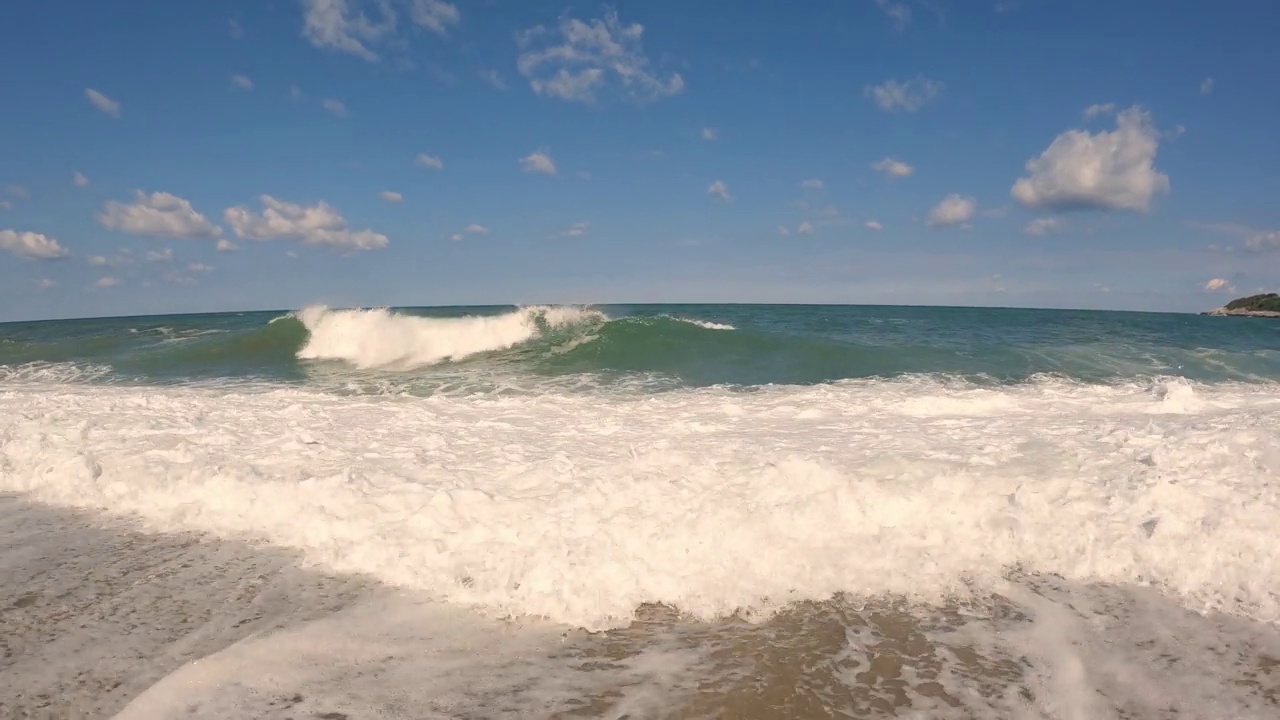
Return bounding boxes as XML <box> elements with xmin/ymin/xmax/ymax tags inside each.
<box><xmin>1203</xmin><ymin>293</ymin><xmax>1280</xmax><ymax>318</ymax></box>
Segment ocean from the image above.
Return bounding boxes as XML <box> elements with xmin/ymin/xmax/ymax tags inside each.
<box><xmin>2</xmin><ymin>303</ymin><xmax>1279</xmax><ymax>718</ymax></box>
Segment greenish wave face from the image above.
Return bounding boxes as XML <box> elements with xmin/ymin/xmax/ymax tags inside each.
<box><xmin>3</xmin><ymin>304</ymin><xmax>1280</xmax><ymax>393</ymax></box>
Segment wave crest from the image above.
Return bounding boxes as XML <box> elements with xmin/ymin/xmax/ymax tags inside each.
<box><xmin>295</xmin><ymin>305</ymin><xmax>606</xmax><ymax>369</ymax></box>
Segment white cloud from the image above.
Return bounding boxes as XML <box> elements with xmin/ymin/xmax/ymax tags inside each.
<box><xmin>464</xmin><ymin>224</ymin><xmax>488</xmax><ymax>235</ymax></box>
<box><xmin>777</xmin><ymin>225</ymin><xmax>790</xmax><ymax>237</ymax></box>
<box><xmin>873</xmin><ymin>0</ymin><xmax>912</xmax><ymax>31</ymax></box>
<box><xmin>322</xmin><ymin>98</ymin><xmax>348</xmax><ymax>117</ymax></box>
<box><xmin>415</xmin><ymin>153</ymin><xmax>444</xmax><ymax>169</ymax></box>
<box><xmin>1024</xmin><ymin>217</ymin><xmax>1061</xmax><ymax>236</ymax></box>
<box><xmin>1203</xmin><ymin>277</ymin><xmax>1233</xmax><ymax>292</ymax></box>
<box><xmin>232</xmin><ymin>74</ymin><xmax>255</xmax><ymax>90</ymax></box>
<box><xmin>73</xmin><ymin>171</ymin><xmax>89</xmax><ymax>188</ymax></box>
<box><xmin>0</xmin><ymin>229</ymin><xmax>70</xmax><ymax>260</ymax></box>
<box><xmin>229</xmin><ymin>19</ymin><xmax>245</xmax><ymax>39</ymax></box>
<box><xmin>88</xmin><ymin>253</ymin><xmax>132</xmax><ymax>267</ymax></box>
<box><xmin>146</xmin><ymin>248</ymin><xmax>174</xmax><ymax>263</ymax></box>
<box><xmin>411</xmin><ymin>0</ymin><xmax>460</xmax><ymax>35</ymax></box>
<box><xmin>520</xmin><ymin>151</ymin><xmax>557</xmax><ymax>175</ymax></box>
<box><xmin>864</xmin><ymin>76</ymin><xmax>942</xmax><ymax>112</ymax></box>
<box><xmin>301</xmin><ymin>0</ymin><xmax>396</xmax><ymax>61</ymax></box>
<box><xmin>85</xmin><ymin>88</ymin><xmax>121</xmax><ymax>117</ymax></box>
<box><xmin>94</xmin><ymin>276</ymin><xmax>120</xmax><ymax>289</ymax></box>
<box><xmin>98</xmin><ymin>190</ymin><xmax>223</xmax><ymax>239</ymax></box>
<box><xmin>707</xmin><ymin>180</ymin><xmax>731</xmax><ymax>201</ymax></box>
<box><xmin>223</xmin><ymin>195</ymin><xmax>389</xmax><ymax>251</ymax></box>
<box><xmin>1083</xmin><ymin>102</ymin><xmax>1115</xmax><ymax>119</ymax></box>
<box><xmin>797</xmin><ymin>221</ymin><xmax>814</xmax><ymax>235</ymax></box>
<box><xmin>480</xmin><ymin>69</ymin><xmax>507</xmax><ymax>90</ymax></box>
<box><xmin>1245</xmin><ymin>231</ymin><xmax>1280</xmax><ymax>252</ymax></box>
<box><xmin>187</xmin><ymin>262</ymin><xmax>215</xmax><ymax>273</ymax></box>
<box><xmin>1200</xmin><ymin>77</ymin><xmax>1215</xmax><ymax>95</ymax></box>
<box><xmin>380</xmin><ymin>191</ymin><xmax>403</xmax><ymax>204</ymax></box>
<box><xmin>1011</xmin><ymin>105</ymin><xmax>1169</xmax><ymax>213</ymax></box>
<box><xmin>927</xmin><ymin>194</ymin><xmax>976</xmax><ymax>228</ymax></box>
<box><xmin>36</xmin><ymin>278</ymin><xmax>56</xmax><ymax>290</ymax></box>
<box><xmin>701</xmin><ymin>127</ymin><xmax>718</xmax><ymax>141</ymax></box>
<box><xmin>801</xmin><ymin>179</ymin><xmax>824</xmax><ymax>190</ymax></box>
<box><xmin>559</xmin><ymin>221</ymin><xmax>590</xmax><ymax>238</ymax></box>
<box><xmin>449</xmin><ymin>233</ymin><xmax>464</xmax><ymax>241</ymax></box>
<box><xmin>0</xmin><ymin>200</ymin><xmax>10</xmax><ymax>210</ymax></box>
<box><xmin>871</xmin><ymin>157</ymin><xmax>914</xmax><ymax>178</ymax></box>
<box><xmin>516</xmin><ymin>9</ymin><xmax>684</xmax><ymax>105</ymax></box>
<box><xmin>865</xmin><ymin>220</ymin><xmax>883</xmax><ymax>231</ymax></box>
<box><xmin>216</xmin><ymin>239</ymin><xmax>239</xmax><ymax>252</ymax></box>
<box><xmin>8</xmin><ymin>185</ymin><xmax>29</xmax><ymax>200</ymax></box>
<box><xmin>290</xmin><ymin>85</ymin><xmax>305</xmax><ymax>100</ymax></box>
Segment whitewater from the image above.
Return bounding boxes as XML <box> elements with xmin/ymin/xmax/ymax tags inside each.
<box><xmin>3</xmin><ymin>303</ymin><xmax>1280</xmax><ymax>718</ymax></box>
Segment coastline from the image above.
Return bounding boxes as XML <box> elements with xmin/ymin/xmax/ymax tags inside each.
<box><xmin>1201</xmin><ymin>308</ymin><xmax>1280</xmax><ymax>318</ymax></box>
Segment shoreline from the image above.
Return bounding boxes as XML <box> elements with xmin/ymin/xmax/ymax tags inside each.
<box><xmin>1201</xmin><ymin>308</ymin><xmax>1280</xmax><ymax>318</ymax></box>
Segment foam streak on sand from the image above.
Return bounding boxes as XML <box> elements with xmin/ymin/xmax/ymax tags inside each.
<box><xmin>3</xmin><ymin>377</ymin><xmax>1279</xmax><ymax>631</ymax></box>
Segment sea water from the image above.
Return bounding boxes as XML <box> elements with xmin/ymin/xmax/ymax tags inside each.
<box><xmin>2</xmin><ymin>304</ymin><xmax>1279</xmax><ymax>718</ymax></box>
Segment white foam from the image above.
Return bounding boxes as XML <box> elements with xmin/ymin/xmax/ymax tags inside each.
<box><xmin>670</xmin><ymin>316</ymin><xmax>736</xmax><ymax>331</ymax></box>
<box><xmin>294</xmin><ymin>305</ymin><xmax>604</xmax><ymax>369</ymax></box>
<box><xmin>3</xmin><ymin>378</ymin><xmax>1280</xmax><ymax>631</ymax></box>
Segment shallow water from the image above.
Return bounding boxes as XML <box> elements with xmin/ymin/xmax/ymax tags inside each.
<box><xmin>3</xmin><ymin>304</ymin><xmax>1279</xmax><ymax>717</ymax></box>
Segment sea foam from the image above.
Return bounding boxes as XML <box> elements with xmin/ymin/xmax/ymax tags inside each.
<box><xmin>295</xmin><ymin>304</ymin><xmax>605</xmax><ymax>369</ymax></box>
<box><xmin>3</xmin><ymin>377</ymin><xmax>1279</xmax><ymax>631</ymax></box>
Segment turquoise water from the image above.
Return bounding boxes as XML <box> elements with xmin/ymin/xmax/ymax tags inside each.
<box><xmin>2</xmin><ymin>304</ymin><xmax>1278</xmax><ymax>391</ymax></box>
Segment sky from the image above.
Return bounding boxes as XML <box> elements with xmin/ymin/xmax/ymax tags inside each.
<box><xmin>1</xmin><ymin>0</ymin><xmax>1278</xmax><ymax>321</ymax></box>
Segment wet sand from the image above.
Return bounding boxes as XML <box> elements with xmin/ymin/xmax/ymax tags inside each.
<box><xmin>4</xmin><ymin>494</ymin><xmax>1278</xmax><ymax>719</ymax></box>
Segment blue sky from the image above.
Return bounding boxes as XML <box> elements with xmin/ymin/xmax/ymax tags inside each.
<box><xmin>1</xmin><ymin>0</ymin><xmax>1277</xmax><ymax>320</ymax></box>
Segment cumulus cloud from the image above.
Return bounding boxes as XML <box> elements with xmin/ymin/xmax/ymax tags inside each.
<box><xmin>1245</xmin><ymin>231</ymin><xmax>1280</xmax><ymax>252</ymax></box>
<box><xmin>872</xmin><ymin>157</ymin><xmax>914</xmax><ymax>178</ymax></box>
<box><xmin>1024</xmin><ymin>217</ymin><xmax>1061</xmax><ymax>236</ymax></box>
<box><xmin>1200</xmin><ymin>77</ymin><xmax>1215</xmax><ymax>95</ymax></box>
<box><xmin>94</xmin><ymin>276</ymin><xmax>120</xmax><ymax>288</ymax></box>
<box><xmin>223</xmin><ymin>195</ymin><xmax>389</xmax><ymax>251</ymax></box>
<box><xmin>187</xmin><ymin>262</ymin><xmax>215</xmax><ymax>273</ymax></box>
<box><xmin>777</xmin><ymin>226</ymin><xmax>790</xmax><ymax>237</ymax></box>
<box><xmin>85</xmin><ymin>88</ymin><xmax>120</xmax><ymax>117</ymax></box>
<box><xmin>873</xmin><ymin>0</ymin><xmax>912</xmax><ymax>31</ymax></box>
<box><xmin>0</xmin><ymin>229</ymin><xmax>70</xmax><ymax>260</ymax></box>
<box><xmin>380</xmin><ymin>191</ymin><xmax>403</xmax><ymax>204</ymax></box>
<box><xmin>801</xmin><ymin>179</ymin><xmax>824</xmax><ymax>190</ymax></box>
<box><xmin>864</xmin><ymin>76</ymin><xmax>942</xmax><ymax>112</ymax></box>
<box><xmin>1203</xmin><ymin>277</ymin><xmax>1233</xmax><ymax>292</ymax></box>
<box><xmin>35</xmin><ymin>278</ymin><xmax>56</xmax><ymax>290</ymax></box>
<box><xmin>73</xmin><ymin>171</ymin><xmax>89</xmax><ymax>188</ymax></box>
<box><xmin>927</xmin><ymin>194</ymin><xmax>976</xmax><ymax>228</ymax></box>
<box><xmin>1011</xmin><ymin>105</ymin><xmax>1170</xmax><ymax>213</ymax></box>
<box><xmin>707</xmin><ymin>180</ymin><xmax>731</xmax><ymax>201</ymax></box>
<box><xmin>232</xmin><ymin>74</ymin><xmax>255</xmax><ymax>90</ymax></box>
<box><xmin>88</xmin><ymin>253</ymin><xmax>132</xmax><ymax>267</ymax></box>
<box><xmin>98</xmin><ymin>191</ymin><xmax>222</xmax><ymax>239</ymax></box>
<box><xmin>464</xmin><ymin>224</ymin><xmax>488</xmax><ymax>235</ymax></box>
<box><xmin>1083</xmin><ymin>102</ymin><xmax>1115</xmax><ymax>119</ymax></box>
<box><xmin>322</xmin><ymin>98</ymin><xmax>348</xmax><ymax>117</ymax></box>
<box><xmin>146</xmin><ymin>248</ymin><xmax>174</xmax><ymax>263</ymax></box>
<box><xmin>8</xmin><ymin>185</ymin><xmax>30</xmax><ymax>200</ymax></box>
<box><xmin>797</xmin><ymin>221</ymin><xmax>815</xmax><ymax>235</ymax></box>
<box><xmin>865</xmin><ymin>220</ymin><xmax>883</xmax><ymax>231</ymax></box>
<box><xmin>300</xmin><ymin>0</ymin><xmax>396</xmax><ymax>61</ymax></box>
<box><xmin>516</xmin><ymin>9</ymin><xmax>684</xmax><ymax>105</ymax></box>
<box><xmin>520</xmin><ymin>151</ymin><xmax>557</xmax><ymax>175</ymax></box>
<box><xmin>216</xmin><ymin>239</ymin><xmax>238</xmax><ymax>252</ymax></box>
<box><xmin>411</xmin><ymin>0</ymin><xmax>460</xmax><ymax>34</ymax></box>
<box><xmin>415</xmin><ymin>153</ymin><xmax>444</xmax><ymax>169</ymax></box>
<box><xmin>701</xmin><ymin>127</ymin><xmax>718</xmax><ymax>141</ymax></box>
